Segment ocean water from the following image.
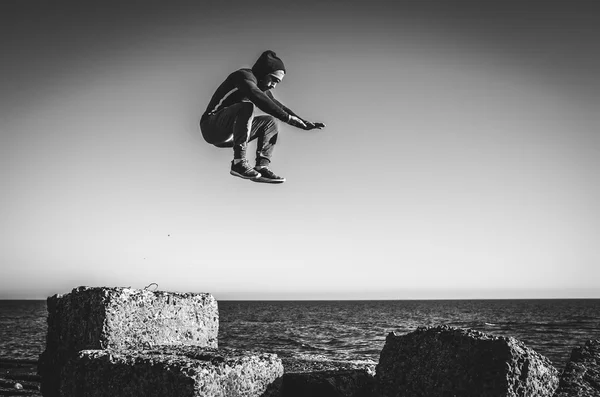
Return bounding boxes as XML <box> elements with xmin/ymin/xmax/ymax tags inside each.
<box><xmin>1</xmin><ymin>299</ymin><xmax>598</xmax><ymax>369</ymax></box>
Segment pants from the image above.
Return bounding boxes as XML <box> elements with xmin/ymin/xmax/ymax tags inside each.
<box><xmin>200</xmin><ymin>102</ymin><xmax>279</xmax><ymax>167</ymax></box>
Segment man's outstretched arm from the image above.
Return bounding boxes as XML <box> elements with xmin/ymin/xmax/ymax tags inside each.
<box><xmin>266</xmin><ymin>91</ymin><xmax>325</xmax><ymax>130</ymax></box>
<box><xmin>234</xmin><ymin>74</ymin><xmax>307</xmax><ymax>129</ymax></box>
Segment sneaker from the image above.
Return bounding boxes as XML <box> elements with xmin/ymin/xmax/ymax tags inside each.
<box><xmin>230</xmin><ymin>160</ymin><xmax>261</xmax><ymax>180</ymax></box>
<box><xmin>253</xmin><ymin>167</ymin><xmax>286</xmax><ymax>184</ymax></box>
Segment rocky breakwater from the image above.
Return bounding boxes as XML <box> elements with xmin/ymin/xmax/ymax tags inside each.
<box><xmin>38</xmin><ymin>286</ymin><xmax>281</xmax><ymax>397</ymax></box>
<box><xmin>554</xmin><ymin>339</ymin><xmax>600</xmax><ymax>397</ymax></box>
<box><xmin>376</xmin><ymin>325</ymin><xmax>560</xmax><ymax>397</ymax></box>
<box><xmin>36</xmin><ymin>286</ymin><xmax>597</xmax><ymax>397</ymax></box>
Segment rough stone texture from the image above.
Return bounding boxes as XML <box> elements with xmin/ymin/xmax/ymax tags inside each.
<box><xmin>554</xmin><ymin>340</ymin><xmax>600</xmax><ymax>397</ymax></box>
<box><xmin>376</xmin><ymin>325</ymin><xmax>560</xmax><ymax>397</ymax></box>
<box><xmin>279</xmin><ymin>357</ymin><xmax>377</xmax><ymax>397</ymax></box>
<box><xmin>60</xmin><ymin>347</ymin><xmax>283</xmax><ymax>397</ymax></box>
<box><xmin>43</xmin><ymin>286</ymin><xmax>218</xmax><ymax>350</ymax></box>
<box><xmin>39</xmin><ymin>286</ymin><xmax>218</xmax><ymax>397</ymax></box>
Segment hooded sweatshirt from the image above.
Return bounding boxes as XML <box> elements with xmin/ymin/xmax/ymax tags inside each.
<box><xmin>201</xmin><ymin>51</ymin><xmax>293</xmax><ymax>123</ymax></box>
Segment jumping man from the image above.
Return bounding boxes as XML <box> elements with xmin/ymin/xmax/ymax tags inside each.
<box><xmin>200</xmin><ymin>50</ymin><xmax>325</xmax><ymax>184</ymax></box>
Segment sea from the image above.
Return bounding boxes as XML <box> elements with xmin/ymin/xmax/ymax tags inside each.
<box><xmin>1</xmin><ymin>299</ymin><xmax>598</xmax><ymax>369</ymax></box>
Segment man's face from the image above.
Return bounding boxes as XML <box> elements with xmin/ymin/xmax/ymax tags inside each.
<box><xmin>258</xmin><ymin>74</ymin><xmax>281</xmax><ymax>91</ymax></box>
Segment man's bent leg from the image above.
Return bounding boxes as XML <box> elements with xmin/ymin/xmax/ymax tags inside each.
<box><xmin>200</xmin><ymin>102</ymin><xmax>260</xmax><ymax>180</ymax></box>
<box><xmin>248</xmin><ymin>115</ymin><xmax>285</xmax><ymax>183</ymax></box>
<box><xmin>200</xmin><ymin>102</ymin><xmax>254</xmax><ymax>154</ymax></box>
<box><xmin>230</xmin><ymin>102</ymin><xmax>255</xmax><ymax>160</ymax></box>
<box><xmin>229</xmin><ymin>102</ymin><xmax>262</xmax><ymax>179</ymax></box>
<box><xmin>248</xmin><ymin>115</ymin><xmax>279</xmax><ymax>167</ymax></box>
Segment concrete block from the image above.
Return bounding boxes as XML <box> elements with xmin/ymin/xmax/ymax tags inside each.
<box><xmin>60</xmin><ymin>347</ymin><xmax>283</xmax><ymax>397</ymax></box>
<box><xmin>39</xmin><ymin>286</ymin><xmax>218</xmax><ymax>397</ymax></box>
<box><xmin>376</xmin><ymin>325</ymin><xmax>559</xmax><ymax>397</ymax></box>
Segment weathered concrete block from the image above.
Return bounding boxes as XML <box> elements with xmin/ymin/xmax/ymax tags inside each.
<box><xmin>39</xmin><ymin>286</ymin><xmax>218</xmax><ymax>397</ymax></box>
<box><xmin>43</xmin><ymin>286</ymin><xmax>219</xmax><ymax>350</ymax></box>
<box><xmin>60</xmin><ymin>347</ymin><xmax>283</xmax><ymax>397</ymax></box>
<box><xmin>280</xmin><ymin>357</ymin><xmax>377</xmax><ymax>397</ymax></box>
<box><xmin>554</xmin><ymin>339</ymin><xmax>600</xmax><ymax>397</ymax></box>
<box><xmin>376</xmin><ymin>325</ymin><xmax>559</xmax><ymax>397</ymax></box>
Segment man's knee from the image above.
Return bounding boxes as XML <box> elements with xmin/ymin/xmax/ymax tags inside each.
<box><xmin>265</xmin><ymin>115</ymin><xmax>276</xmax><ymax>128</ymax></box>
<box><xmin>256</xmin><ymin>115</ymin><xmax>277</xmax><ymax>130</ymax></box>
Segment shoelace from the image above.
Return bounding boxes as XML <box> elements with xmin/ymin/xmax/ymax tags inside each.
<box><xmin>259</xmin><ymin>168</ymin><xmax>278</xmax><ymax>178</ymax></box>
<box><xmin>258</xmin><ymin>167</ymin><xmax>270</xmax><ymax>173</ymax></box>
<box><xmin>236</xmin><ymin>160</ymin><xmax>253</xmax><ymax>171</ymax></box>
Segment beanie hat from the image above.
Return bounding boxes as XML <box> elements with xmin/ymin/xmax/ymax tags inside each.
<box><xmin>269</xmin><ymin>69</ymin><xmax>285</xmax><ymax>81</ymax></box>
<box><xmin>252</xmin><ymin>50</ymin><xmax>286</xmax><ymax>79</ymax></box>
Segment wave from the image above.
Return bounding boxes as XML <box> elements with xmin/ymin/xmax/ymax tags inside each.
<box><xmin>293</xmin><ymin>352</ymin><xmax>377</xmax><ymax>366</ymax></box>
<box><xmin>268</xmin><ymin>336</ymin><xmax>327</xmax><ymax>352</ymax></box>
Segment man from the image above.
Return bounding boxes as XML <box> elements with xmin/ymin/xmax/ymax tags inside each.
<box><xmin>200</xmin><ymin>50</ymin><xmax>325</xmax><ymax>184</ymax></box>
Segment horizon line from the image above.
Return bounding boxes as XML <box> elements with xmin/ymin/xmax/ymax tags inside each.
<box><xmin>2</xmin><ymin>296</ymin><xmax>599</xmax><ymax>301</ymax></box>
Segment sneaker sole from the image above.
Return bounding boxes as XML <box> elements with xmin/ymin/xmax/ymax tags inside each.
<box><xmin>252</xmin><ymin>176</ymin><xmax>286</xmax><ymax>184</ymax></box>
<box><xmin>230</xmin><ymin>170</ymin><xmax>261</xmax><ymax>180</ymax></box>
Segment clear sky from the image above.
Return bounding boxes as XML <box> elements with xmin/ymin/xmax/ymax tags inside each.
<box><xmin>1</xmin><ymin>0</ymin><xmax>598</xmax><ymax>300</ymax></box>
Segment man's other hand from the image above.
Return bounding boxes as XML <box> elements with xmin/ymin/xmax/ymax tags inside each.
<box><xmin>288</xmin><ymin>115</ymin><xmax>307</xmax><ymax>129</ymax></box>
<box><xmin>303</xmin><ymin>121</ymin><xmax>326</xmax><ymax>130</ymax></box>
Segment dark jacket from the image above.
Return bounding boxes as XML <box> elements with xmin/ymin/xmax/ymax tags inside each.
<box><xmin>201</xmin><ymin>51</ymin><xmax>298</xmax><ymax>123</ymax></box>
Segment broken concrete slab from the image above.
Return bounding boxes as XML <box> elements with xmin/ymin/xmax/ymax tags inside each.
<box><xmin>60</xmin><ymin>346</ymin><xmax>282</xmax><ymax>397</ymax></box>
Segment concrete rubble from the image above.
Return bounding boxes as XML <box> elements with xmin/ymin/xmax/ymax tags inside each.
<box><xmin>376</xmin><ymin>325</ymin><xmax>560</xmax><ymax>397</ymax></box>
<box><xmin>38</xmin><ymin>286</ymin><xmax>592</xmax><ymax>397</ymax></box>
<box><xmin>554</xmin><ymin>339</ymin><xmax>600</xmax><ymax>397</ymax></box>
<box><xmin>60</xmin><ymin>347</ymin><xmax>283</xmax><ymax>397</ymax></box>
<box><xmin>39</xmin><ymin>286</ymin><xmax>219</xmax><ymax>397</ymax></box>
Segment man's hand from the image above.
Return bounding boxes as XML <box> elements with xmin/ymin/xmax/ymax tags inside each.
<box><xmin>302</xmin><ymin>120</ymin><xmax>326</xmax><ymax>130</ymax></box>
<box><xmin>288</xmin><ymin>115</ymin><xmax>307</xmax><ymax>129</ymax></box>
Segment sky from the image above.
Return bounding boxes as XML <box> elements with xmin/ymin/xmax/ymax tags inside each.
<box><xmin>1</xmin><ymin>0</ymin><xmax>598</xmax><ymax>300</ymax></box>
